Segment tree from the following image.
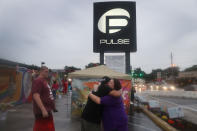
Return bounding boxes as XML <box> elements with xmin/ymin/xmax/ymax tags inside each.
<box><xmin>64</xmin><ymin>66</ymin><xmax>81</xmax><ymax>74</ymax></box>
<box><xmin>184</xmin><ymin>65</ymin><xmax>197</xmax><ymax>72</ymax></box>
<box><xmin>164</xmin><ymin>66</ymin><xmax>180</xmax><ymax>77</ymax></box>
<box><xmin>144</xmin><ymin>69</ymin><xmax>163</xmax><ymax>82</ymax></box>
<box><xmin>85</xmin><ymin>63</ymin><xmax>101</xmax><ymax>68</ymax></box>
<box><xmin>28</xmin><ymin>64</ymin><xmax>40</xmax><ymax>70</ymax></box>
<box><xmin>132</xmin><ymin>68</ymin><xmax>146</xmax><ymax>78</ymax></box>
<box><xmin>131</xmin><ymin>66</ymin><xmax>180</xmax><ymax>82</ymax></box>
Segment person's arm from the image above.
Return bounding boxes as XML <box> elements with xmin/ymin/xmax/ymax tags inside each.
<box><xmin>33</xmin><ymin>93</ymin><xmax>49</xmax><ymax>118</ymax></box>
<box><xmin>89</xmin><ymin>93</ymin><xmax>101</xmax><ymax>104</ymax></box>
<box><xmin>89</xmin><ymin>93</ymin><xmax>120</xmax><ymax>106</ymax></box>
<box><xmin>109</xmin><ymin>89</ymin><xmax>122</xmax><ymax>97</ymax></box>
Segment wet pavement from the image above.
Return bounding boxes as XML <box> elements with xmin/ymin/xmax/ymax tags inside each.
<box><xmin>128</xmin><ymin>112</ymin><xmax>162</xmax><ymax>131</ymax></box>
<box><xmin>0</xmin><ymin>92</ymin><xmax>161</xmax><ymax>131</ymax></box>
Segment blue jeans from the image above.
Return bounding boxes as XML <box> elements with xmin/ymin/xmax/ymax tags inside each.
<box><xmin>52</xmin><ymin>90</ymin><xmax>57</xmax><ymax>99</ymax></box>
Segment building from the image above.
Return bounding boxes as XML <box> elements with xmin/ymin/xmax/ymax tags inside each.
<box><xmin>178</xmin><ymin>71</ymin><xmax>197</xmax><ymax>78</ymax></box>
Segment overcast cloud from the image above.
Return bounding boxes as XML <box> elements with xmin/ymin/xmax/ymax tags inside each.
<box><xmin>0</xmin><ymin>0</ymin><xmax>197</xmax><ymax>73</ymax></box>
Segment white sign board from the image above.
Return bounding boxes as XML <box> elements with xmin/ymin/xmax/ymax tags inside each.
<box><xmin>148</xmin><ymin>100</ymin><xmax>160</xmax><ymax>108</ymax></box>
<box><xmin>105</xmin><ymin>55</ymin><xmax>125</xmax><ymax>73</ymax></box>
<box><xmin>167</xmin><ymin>106</ymin><xmax>184</xmax><ymax>119</ymax></box>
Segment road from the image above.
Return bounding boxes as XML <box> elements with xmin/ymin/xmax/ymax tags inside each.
<box><xmin>139</xmin><ymin>91</ymin><xmax>197</xmax><ymax>125</ymax></box>
<box><xmin>151</xmin><ymin>96</ymin><xmax>197</xmax><ymax>111</ymax></box>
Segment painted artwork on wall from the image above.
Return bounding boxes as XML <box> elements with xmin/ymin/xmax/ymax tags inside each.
<box><xmin>0</xmin><ymin>68</ymin><xmax>19</xmax><ymax>104</ymax></box>
<box><xmin>0</xmin><ymin>67</ymin><xmax>32</xmax><ymax>105</ymax></box>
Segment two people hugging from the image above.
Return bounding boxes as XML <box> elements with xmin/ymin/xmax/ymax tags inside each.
<box><xmin>81</xmin><ymin>76</ymin><xmax>128</xmax><ymax>131</ymax></box>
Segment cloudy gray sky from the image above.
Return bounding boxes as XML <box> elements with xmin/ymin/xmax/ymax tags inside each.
<box><xmin>0</xmin><ymin>0</ymin><xmax>197</xmax><ymax>73</ymax></box>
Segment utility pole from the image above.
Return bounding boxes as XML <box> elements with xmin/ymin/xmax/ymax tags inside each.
<box><xmin>171</xmin><ymin>52</ymin><xmax>173</xmax><ymax>67</ymax></box>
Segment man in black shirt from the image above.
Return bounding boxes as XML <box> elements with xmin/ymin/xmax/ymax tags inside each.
<box><xmin>81</xmin><ymin>76</ymin><xmax>121</xmax><ymax>131</ymax></box>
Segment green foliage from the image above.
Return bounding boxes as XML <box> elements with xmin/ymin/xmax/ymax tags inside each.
<box><xmin>163</xmin><ymin>66</ymin><xmax>180</xmax><ymax>77</ymax></box>
<box><xmin>143</xmin><ymin>67</ymin><xmax>180</xmax><ymax>82</ymax></box>
<box><xmin>85</xmin><ymin>63</ymin><xmax>101</xmax><ymax>68</ymax></box>
<box><xmin>144</xmin><ymin>69</ymin><xmax>163</xmax><ymax>82</ymax></box>
<box><xmin>184</xmin><ymin>65</ymin><xmax>197</xmax><ymax>72</ymax></box>
<box><xmin>64</xmin><ymin>66</ymin><xmax>81</xmax><ymax>74</ymax></box>
<box><xmin>132</xmin><ymin>68</ymin><xmax>145</xmax><ymax>78</ymax></box>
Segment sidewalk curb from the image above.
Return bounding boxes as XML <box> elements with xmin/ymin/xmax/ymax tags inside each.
<box><xmin>140</xmin><ymin>106</ymin><xmax>178</xmax><ymax>131</ymax></box>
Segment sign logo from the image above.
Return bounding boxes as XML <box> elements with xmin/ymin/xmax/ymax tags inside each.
<box><xmin>93</xmin><ymin>2</ymin><xmax>137</xmax><ymax>53</ymax></box>
<box><xmin>98</xmin><ymin>8</ymin><xmax>130</xmax><ymax>34</ymax></box>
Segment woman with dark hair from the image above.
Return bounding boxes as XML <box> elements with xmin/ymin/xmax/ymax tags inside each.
<box><xmin>81</xmin><ymin>76</ymin><xmax>121</xmax><ymax>131</ymax></box>
<box><xmin>89</xmin><ymin>79</ymin><xmax>128</xmax><ymax>131</ymax></box>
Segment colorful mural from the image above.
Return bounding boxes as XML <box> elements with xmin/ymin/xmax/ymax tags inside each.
<box><xmin>0</xmin><ymin>67</ymin><xmax>32</xmax><ymax>106</ymax></box>
<box><xmin>120</xmin><ymin>80</ymin><xmax>132</xmax><ymax>114</ymax></box>
<box><xmin>0</xmin><ymin>67</ymin><xmax>19</xmax><ymax>104</ymax></box>
<box><xmin>16</xmin><ymin>67</ymin><xmax>32</xmax><ymax>104</ymax></box>
<box><xmin>71</xmin><ymin>78</ymin><xmax>131</xmax><ymax>118</ymax></box>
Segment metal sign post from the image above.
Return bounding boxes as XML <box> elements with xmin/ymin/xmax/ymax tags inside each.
<box><xmin>125</xmin><ymin>52</ymin><xmax>131</xmax><ymax>74</ymax></box>
<box><xmin>100</xmin><ymin>51</ymin><xmax>104</xmax><ymax>65</ymax></box>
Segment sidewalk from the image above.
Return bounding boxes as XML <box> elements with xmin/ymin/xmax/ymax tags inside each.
<box><xmin>128</xmin><ymin>111</ymin><xmax>162</xmax><ymax>131</ymax></box>
<box><xmin>0</xmin><ymin>92</ymin><xmax>160</xmax><ymax>131</ymax></box>
<box><xmin>53</xmin><ymin>92</ymin><xmax>81</xmax><ymax>131</ymax></box>
<box><xmin>0</xmin><ymin>92</ymin><xmax>80</xmax><ymax>131</ymax></box>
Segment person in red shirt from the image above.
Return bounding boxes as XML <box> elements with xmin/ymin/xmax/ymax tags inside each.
<box><xmin>62</xmin><ymin>79</ymin><xmax>68</xmax><ymax>94</ymax></box>
<box><xmin>52</xmin><ymin>80</ymin><xmax>59</xmax><ymax>99</ymax></box>
<box><xmin>32</xmin><ymin>66</ymin><xmax>55</xmax><ymax>131</ymax></box>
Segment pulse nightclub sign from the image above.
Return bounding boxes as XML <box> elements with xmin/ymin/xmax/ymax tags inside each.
<box><xmin>93</xmin><ymin>1</ymin><xmax>136</xmax><ymax>53</ymax></box>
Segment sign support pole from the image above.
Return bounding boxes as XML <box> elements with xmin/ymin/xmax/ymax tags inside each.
<box><xmin>125</xmin><ymin>52</ymin><xmax>131</xmax><ymax>74</ymax></box>
<box><xmin>100</xmin><ymin>51</ymin><xmax>104</xmax><ymax>65</ymax></box>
